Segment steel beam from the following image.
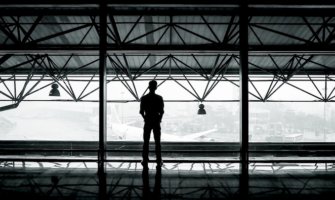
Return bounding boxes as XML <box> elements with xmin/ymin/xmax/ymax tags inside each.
<box><xmin>98</xmin><ymin>1</ymin><xmax>107</xmax><ymax>175</ymax></box>
<box><xmin>0</xmin><ymin>102</ymin><xmax>19</xmax><ymax>112</ymax></box>
<box><xmin>0</xmin><ymin>0</ymin><xmax>335</xmax><ymax>6</ymax></box>
<box><xmin>3</xmin><ymin>45</ymin><xmax>335</xmax><ymax>55</ymax></box>
<box><xmin>0</xmin><ymin>0</ymin><xmax>239</xmax><ymax>5</ymax></box>
<box><xmin>239</xmin><ymin>1</ymin><xmax>249</xmax><ymax>198</ymax></box>
<box><xmin>3</xmin><ymin>68</ymin><xmax>335</xmax><ymax>76</ymax></box>
<box><xmin>1</xmin><ymin>7</ymin><xmax>335</xmax><ymax>16</ymax></box>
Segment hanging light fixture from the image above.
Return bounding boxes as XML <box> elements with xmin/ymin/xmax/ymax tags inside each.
<box><xmin>49</xmin><ymin>83</ymin><xmax>60</xmax><ymax>96</ymax></box>
<box><xmin>197</xmin><ymin>103</ymin><xmax>206</xmax><ymax>115</ymax></box>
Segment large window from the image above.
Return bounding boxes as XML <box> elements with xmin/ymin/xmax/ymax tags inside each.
<box><xmin>250</xmin><ymin>102</ymin><xmax>334</xmax><ymax>142</ymax></box>
<box><xmin>0</xmin><ymin>78</ymin><xmax>240</xmax><ymax>143</ymax></box>
<box><xmin>248</xmin><ymin>73</ymin><xmax>335</xmax><ymax>143</ymax></box>
<box><xmin>0</xmin><ymin>102</ymin><xmax>98</xmax><ymax>141</ymax></box>
<box><xmin>106</xmin><ymin>102</ymin><xmax>239</xmax><ymax>142</ymax></box>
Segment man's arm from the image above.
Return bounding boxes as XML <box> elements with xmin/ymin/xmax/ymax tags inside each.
<box><xmin>159</xmin><ymin>97</ymin><xmax>164</xmax><ymax>122</ymax></box>
<box><xmin>139</xmin><ymin>98</ymin><xmax>145</xmax><ymax>119</ymax></box>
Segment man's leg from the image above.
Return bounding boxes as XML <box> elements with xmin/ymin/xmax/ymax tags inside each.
<box><xmin>153</xmin><ymin>123</ymin><xmax>162</xmax><ymax>165</ymax></box>
<box><xmin>142</xmin><ymin>123</ymin><xmax>151</xmax><ymax>165</ymax></box>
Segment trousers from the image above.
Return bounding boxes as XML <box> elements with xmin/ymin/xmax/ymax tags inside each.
<box><xmin>142</xmin><ymin>122</ymin><xmax>161</xmax><ymax>163</ymax></box>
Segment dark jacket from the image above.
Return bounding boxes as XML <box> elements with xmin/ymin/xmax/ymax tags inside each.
<box><xmin>140</xmin><ymin>93</ymin><xmax>164</xmax><ymax>123</ymax></box>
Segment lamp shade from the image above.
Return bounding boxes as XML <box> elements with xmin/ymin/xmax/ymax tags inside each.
<box><xmin>197</xmin><ymin>103</ymin><xmax>206</xmax><ymax>115</ymax></box>
<box><xmin>49</xmin><ymin>84</ymin><xmax>60</xmax><ymax>96</ymax></box>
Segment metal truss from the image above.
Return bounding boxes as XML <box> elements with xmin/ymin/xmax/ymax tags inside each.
<box><xmin>2</xmin><ymin>53</ymin><xmax>335</xmax><ymax>108</ymax></box>
<box><xmin>0</xmin><ymin>14</ymin><xmax>239</xmax><ymax>48</ymax></box>
<box><xmin>2</xmin><ymin>14</ymin><xmax>335</xmax><ymax>54</ymax></box>
<box><xmin>0</xmin><ymin>53</ymin><xmax>242</xmax><ymax>107</ymax></box>
<box><xmin>247</xmin><ymin>54</ymin><xmax>335</xmax><ymax>102</ymax></box>
<box><xmin>0</xmin><ymin>55</ymin><xmax>101</xmax><ymax>109</ymax></box>
<box><xmin>1</xmin><ymin>13</ymin><xmax>335</xmax><ymax>108</ymax></box>
<box><xmin>248</xmin><ymin>16</ymin><xmax>335</xmax><ymax>48</ymax></box>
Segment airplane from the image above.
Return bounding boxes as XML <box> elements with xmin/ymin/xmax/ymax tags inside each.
<box><xmin>108</xmin><ymin>122</ymin><xmax>217</xmax><ymax>142</ymax></box>
<box><xmin>0</xmin><ymin>102</ymin><xmax>216</xmax><ymax>141</ymax></box>
<box><xmin>88</xmin><ymin>105</ymin><xmax>217</xmax><ymax>142</ymax></box>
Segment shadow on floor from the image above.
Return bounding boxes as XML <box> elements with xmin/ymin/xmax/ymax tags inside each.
<box><xmin>0</xmin><ymin>164</ymin><xmax>335</xmax><ymax>199</ymax></box>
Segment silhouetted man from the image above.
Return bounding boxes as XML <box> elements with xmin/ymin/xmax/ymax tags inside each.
<box><xmin>140</xmin><ymin>80</ymin><xmax>164</xmax><ymax>167</ymax></box>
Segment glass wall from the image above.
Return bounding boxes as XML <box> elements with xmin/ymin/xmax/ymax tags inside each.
<box><xmin>0</xmin><ymin>73</ymin><xmax>99</xmax><ymax>158</ymax></box>
<box><xmin>106</xmin><ymin>77</ymin><xmax>240</xmax><ymax>142</ymax></box>
<box><xmin>248</xmin><ymin>73</ymin><xmax>335</xmax><ymax>142</ymax></box>
<box><xmin>0</xmin><ymin>74</ymin><xmax>100</xmax><ymax>141</ymax></box>
<box><xmin>106</xmin><ymin>102</ymin><xmax>239</xmax><ymax>142</ymax></box>
<box><xmin>250</xmin><ymin>102</ymin><xmax>334</xmax><ymax>142</ymax></box>
<box><xmin>0</xmin><ymin>102</ymin><xmax>98</xmax><ymax>141</ymax></box>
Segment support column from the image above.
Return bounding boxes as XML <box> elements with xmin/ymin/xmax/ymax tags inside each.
<box><xmin>98</xmin><ymin>0</ymin><xmax>107</xmax><ymax>173</ymax></box>
<box><xmin>239</xmin><ymin>1</ymin><xmax>249</xmax><ymax>198</ymax></box>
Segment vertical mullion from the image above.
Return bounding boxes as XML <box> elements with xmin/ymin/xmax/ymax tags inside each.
<box><xmin>98</xmin><ymin>0</ymin><xmax>107</xmax><ymax>179</ymax></box>
<box><xmin>325</xmin><ymin>74</ymin><xmax>328</xmax><ymax>101</ymax></box>
<box><xmin>13</xmin><ymin>73</ymin><xmax>17</xmax><ymax>100</ymax></box>
<box><xmin>239</xmin><ymin>2</ymin><xmax>249</xmax><ymax>198</ymax></box>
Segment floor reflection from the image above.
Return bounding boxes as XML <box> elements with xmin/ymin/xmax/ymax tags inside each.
<box><xmin>98</xmin><ymin>164</ymin><xmax>107</xmax><ymax>200</ymax></box>
<box><xmin>0</xmin><ymin>162</ymin><xmax>335</xmax><ymax>199</ymax></box>
<box><xmin>142</xmin><ymin>165</ymin><xmax>161</xmax><ymax>199</ymax></box>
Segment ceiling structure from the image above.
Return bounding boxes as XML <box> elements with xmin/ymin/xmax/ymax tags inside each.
<box><xmin>1</xmin><ymin>0</ymin><xmax>335</xmax><ymax>177</ymax></box>
<box><xmin>1</xmin><ymin>1</ymin><xmax>335</xmax><ymax>106</ymax></box>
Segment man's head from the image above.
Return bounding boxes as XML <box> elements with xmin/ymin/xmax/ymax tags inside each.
<box><xmin>148</xmin><ymin>80</ymin><xmax>157</xmax><ymax>92</ymax></box>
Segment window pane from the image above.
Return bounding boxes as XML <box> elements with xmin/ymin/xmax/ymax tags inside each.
<box><xmin>0</xmin><ymin>102</ymin><xmax>98</xmax><ymax>141</ymax></box>
<box><xmin>250</xmin><ymin>102</ymin><xmax>334</xmax><ymax>142</ymax></box>
<box><xmin>107</xmin><ymin>102</ymin><xmax>239</xmax><ymax>142</ymax></box>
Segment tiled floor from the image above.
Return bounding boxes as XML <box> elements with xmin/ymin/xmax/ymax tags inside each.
<box><xmin>0</xmin><ymin>161</ymin><xmax>335</xmax><ymax>199</ymax></box>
